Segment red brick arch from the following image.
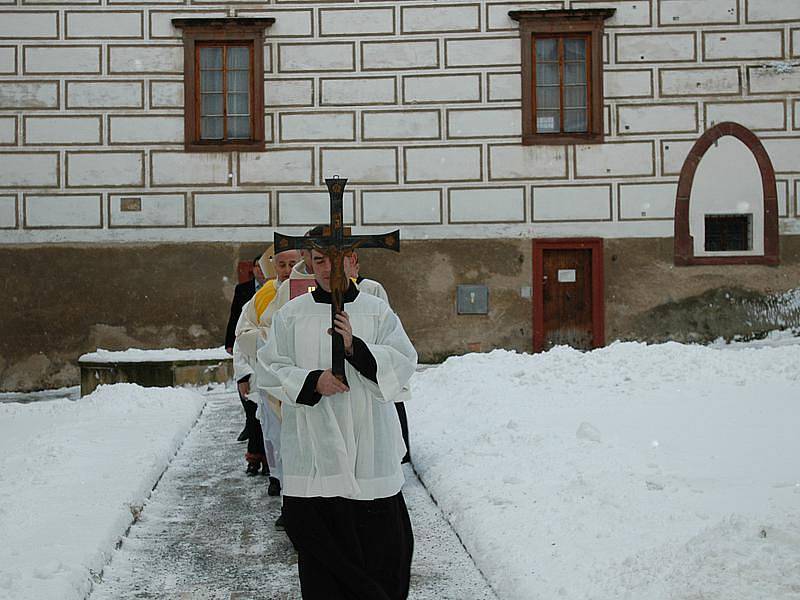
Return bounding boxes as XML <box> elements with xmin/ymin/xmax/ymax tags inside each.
<box><xmin>674</xmin><ymin>121</ymin><xmax>779</xmax><ymax>266</ymax></box>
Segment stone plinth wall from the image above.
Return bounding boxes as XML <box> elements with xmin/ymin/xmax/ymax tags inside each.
<box><xmin>3</xmin><ymin>237</ymin><xmax>800</xmax><ymax>391</ymax></box>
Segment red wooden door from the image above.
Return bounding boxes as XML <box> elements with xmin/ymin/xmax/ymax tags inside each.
<box><xmin>542</xmin><ymin>248</ymin><xmax>593</xmax><ymax>350</ymax></box>
<box><xmin>533</xmin><ymin>238</ymin><xmax>604</xmax><ymax>352</ymax></box>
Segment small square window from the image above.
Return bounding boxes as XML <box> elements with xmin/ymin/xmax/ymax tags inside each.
<box><xmin>510</xmin><ymin>9</ymin><xmax>614</xmax><ymax>146</ymax></box>
<box><xmin>173</xmin><ymin>18</ymin><xmax>274</xmax><ymax>152</ymax></box>
<box><xmin>704</xmin><ymin>214</ymin><xmax>752</xmax><ymax>252</ymax></box>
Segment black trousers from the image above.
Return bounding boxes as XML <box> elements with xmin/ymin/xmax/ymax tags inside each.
<box><xmin>240</xmin><ymin>394</ymin><xmax>266</xmax><ymax>465</ymax></box>
<box><xmin>283</xmin><ymin>493</ymin><xmax>413</xmax><ymax>600</ymax></box>
<box><xmin>394</xmin><ymin>402</ymin><xmax>410</xmax><ymax>464</ymax></box>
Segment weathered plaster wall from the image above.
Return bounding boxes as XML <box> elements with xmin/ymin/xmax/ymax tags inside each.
<box><xmin>3</xmin><ymin>237</ymin><xmax>800</xmax><ymax>391</ymax></box>
<box><xmin>605</xmin><ymin>236</ymin><xmax>800</xmax><ymax>343</ymax></box>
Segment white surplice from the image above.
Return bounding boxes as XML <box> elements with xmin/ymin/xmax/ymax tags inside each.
<box><xmin>256</xmin><ymin>290</ymin><xmax>417</xmax><ymax>501</ymax></box>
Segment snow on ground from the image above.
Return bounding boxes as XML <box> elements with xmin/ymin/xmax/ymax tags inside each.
<box><xmin>408</xmin><ymin>340</ymin><xmax>800</xmax><ymax>600</ymax></box>
<box><xmin>79</xmin><ymin>347</ymin><xmax>230</xmax><ymax>363</ymax></box>
<box><xmin>0</xmin><ymin>384</ymin><xmax>206</xmax><ymax>600</ymax></box>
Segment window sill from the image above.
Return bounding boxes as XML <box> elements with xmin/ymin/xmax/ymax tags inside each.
<box><xmin>522</xmin><ymin>133</ymin><xmax>603</xmax><ymax>146</ymax></box>
<box><xmin>674</xmin><ymin>255</ymin><xmax>779</xmax><ymax>266</ymax></box>
<box><xmin>184</xmin><ymin>141</ymin><xmax>266</xmax><ymax>153</ymax></box>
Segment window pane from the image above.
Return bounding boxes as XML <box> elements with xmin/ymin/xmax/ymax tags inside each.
<box><xmin>199</xmin><ymin>47</ymin><xmax>223</xmax><ymax>69</ymax></box>
<box><xmin>536</xmin><ymin>110</ymin><xmax>560</xmax><ymax>133</ymax></box>
<box><xmin>227</xmin><ymin>46</ymin><xmax>249</xmax><ymax>70</ymax></box>
<box><xmin>564</xmin><ymin>85</ymin><xmax>587</xmax><ymax>109</ymax></box>
<box><xmin>200</xmin><ymin>70</ymin><xmax>223</xmax><ymax>94</ymax></box>
<box><xmin>227</xmin><ymin>116</ymin><xmax>251</xmax><ymax>139</ymax></box>
<box><xmin>536</xmin><ymin>61</ymin><xmax>560</xmax><ymax>86</ymax></box>
<box><xmin>564</xmin><ymin>38</ymin><xmax>587</xmax><ymax>61</ymax></box>
<box><xmin>564</xmin><ymin>109</ymin><xmax>587</xmax><ymax>133</ymax></box>
<box><xmin>227</xmin><ymin>92</ymin><xmax>250</xmax><ymax>116</ymax></box>
<box><xmin>536</xmin><ymin>86</ymin><xmax>560</xmax><ymax>110</ymax></box>
<box><xmin>705</xmin><ymin>214</ymin><xmax>751</xmax><ymax>251</ymax></box>
<box><xmin>564</xmin><ymin>62</ymin><xmax>586</xmax><ymax>85</ymax></box>
<box><xmin>227</xmin><ymin>70</ymin><xmax>249</xmax><ymax>94</ymax></box>
<box><xmin>201</xmin><ymin>93</ymin><xmax>223</xmax><ymax>117</ymax></box>
<box><xmin>201</xmin><ymin>116</ymin><xmax>224</xmax><ymax>139</ymax></box>
<box><xmin>535</xmin><ymin>38</ymin><xmax>558</xmax><ymax>61</ymax></box>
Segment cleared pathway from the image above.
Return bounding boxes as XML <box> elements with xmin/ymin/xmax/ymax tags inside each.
<box><xmin>90</xmin><ymin>390</ymin><xmax>496</xmax><ymax>600</ymax></box>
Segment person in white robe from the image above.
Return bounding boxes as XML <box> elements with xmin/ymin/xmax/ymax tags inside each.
<box><xmin>257</xmin><ymin>248</ymin><xmax>417</xmax><ymax>600</ymax></box>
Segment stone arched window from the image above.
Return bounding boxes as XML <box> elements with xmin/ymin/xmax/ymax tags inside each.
<box><xmin>674</xmin><ymin>122</ymin><xmax>779</xmax><ymax>266</ymax></box>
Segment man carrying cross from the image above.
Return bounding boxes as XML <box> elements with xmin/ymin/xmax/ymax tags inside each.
<box><xmin>256</xmin><ymin>178</ymin><xmax>417</xmax><ymax>599</ymax></box>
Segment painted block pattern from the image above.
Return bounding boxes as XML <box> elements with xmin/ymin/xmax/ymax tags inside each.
<box><xmin>320</xmin><ymin>148</ymin><xmax>397</xmax><ymax>184</ymax></box>
<box><xmin>194</xmin><ymin>193</ymin><xmax>270</xmax><ymax>227</ymax></box>
<box><xmin>25</xmin><ymin>194</ymin><xmax>101</xmax><ymax>228</ymax></box>
<box><xmin>110</xmin><ymin>193</ymin><xmax>185</xmax><ymax>227</ymax></box>
<box><xmin>0</xmin><ymin>195</ymin><xmax>16</xmax><ymax>228</ymax></box>
<box><xmin>403</xmin><ymin>74</ymin><xmax>480</xmax><ymax>103</ymax></box>
<box><xmin>320</xmin><ymin>8</ymin><xmax>394</xmax><ymax>36</ymax></box>
<box><xmin>363</xmin><ymin>111</ymin><xmax>440</xmax><ymax>140</ymax></box>
<box><xmin>0</xmin><ymin>82</ymin><xmax>58</xmax><ymax>109</ymax></box>
<box><xmin>280</xmin><ymin>112</ymin><xmax>354</xmax><ymax>142</ymax></box>
<box><xmin>618</xmin><ymin>182</ymin><xmax>676</xmax><ymax>219</ymax></box>
<box><xmin>0</xmin><ymin>153</ymin><xmax>58</xmax><ymax>187</ymax></box>
<box><xmin>25</xmin><ymin>116</ymin><xmax>101</xmax><ymax>144</ymax></box>
<box><xmin>575</xmin><ymin>142</ymin><xmax>655</xmax><ymax>178</ymax></box>
<box><xmin>67</xmin><ymin>152</ymin><xmax>143</xmax><ymax>187</ymax></box>
<box><xmin>0</xmin><ymin>117</ymin><xmax>15</xmax><ymax>144</ymax></box>
<box><xmin>449</xmin><ymin>187</ymin><xmax>525</xmax><ymax>223</ymax></box>
<box><xmin>24</xmin><ymin>46</ymin><xmax>100</xmax><ymax>74</ymax></box>
<box><xmin>151</xmin><ymin>152</ymin><xmax>230</xmax><ymax>186</ymax></box>
<box><xmin>618</xmin><ymin>104</ymin><xmax>697</xmax><ymax>134</ymax></box>
<box><xmin>705</xmin><ymin>101</ymin><xmax>786</xmax><ymax>131</ymax></box>
<box><xmin>362</xmin><ymin>189</ymin><xmax>441</xmax><ymax>224</ymax></box>
<box><xmin>239</xmin><ymin>149</ymin><xmax>314</xmax><ymax>185</ymax></box>
<box><xmin>67</xmin><ymin>12</ymin><xmax>142</xmax><ymax>38</ymax></box>
<box><xmin>0</xmin><ymin>12</ymin><xmax>57</xmax><ymax>39</ymax></box>
<box><xmin>489</xmin><ymin>145</ymin><xmax>567</xmax><ymax>180</ymax></box>
<box><xmin>703</xmin><ymin>31</ymin><xmax>783</xmax><ymax>61</ymax></box>
<box><xmin>0</xmin><ymin>0</ymin><xmax>798</xmax><ymax>242</ymax></box>
<box><xmin>405</xmin><ymin>146</ymin><xmax>481</xmax><ymax>182</ymax></box>
<box><xmin>658</xmin><ymin>0</ymin><xmax>737</xmax><ymax>25</ymax></box>
<box><xmin>448</xmin><ymin>108</ymin><xmax>521</xmax><ymax>138</ymax></box>
<box><xmin>67</xmin><ymin>81</ymin><xmax>143</xmax><ymax>108</ymax></box>
<box><xmin>363</xmin><ymin>41</ymin><xmax>439</xmax><ymax>70</ymax></box>
<box><xmin>401</xmin><ymin>5</ymin><xmax>479</xmax><ymax>33</ymax></box>
<box><xmin>278</xmin><ymin>190</ymin><xmax>354</xmax><ymax>225</ymax></box>
<box><xmin>660</xmin><ymin>67</ymin><xmax>740</xmax><ymax>96</ymax></box>
<box><xmin>321</xmin><ymin>77</ymin><xmax>396</xmax><ymax>106</ymax></box>
<box><xmin>109</xmin><ymin>116</ymin><xmax>183</xmax><ymax>144</ymax></box>
<box><xmin>532</xmin><ymin>185</ymin><xmax>612</xmax><ymax>221</ymax></box>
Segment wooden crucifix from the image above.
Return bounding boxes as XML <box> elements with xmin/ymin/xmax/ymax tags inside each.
<box><xmin>274</xmin><ymin>176</ymin><xmax>400</xmax><ymax>384</ymax></box>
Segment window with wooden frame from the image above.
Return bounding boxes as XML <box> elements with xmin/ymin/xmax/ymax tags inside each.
<box><xmin>173</xmin><ymin>18</ymin><xmax>274</xmax><ymax>152</ymax></box>
<box><xmin>509</xmin><ymin>9</ymin><xmax>614</xmax><ymax>145</ymax></box>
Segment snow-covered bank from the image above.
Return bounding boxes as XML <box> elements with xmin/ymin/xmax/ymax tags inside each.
<box><xmin>408</xmin><ymin>341</ymin><xmax>800</xmax><ymax>599</ymax></box>
<box><xmin>0</xmin><ymin>384</ymin><xmax>206</xmax><ymax>600</ymax></box>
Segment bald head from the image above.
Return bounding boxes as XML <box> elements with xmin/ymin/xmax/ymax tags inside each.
<box><xmin>273</xmin><ymin>249</ymin><xmax>300</xmax><ymax>283</ymax></box>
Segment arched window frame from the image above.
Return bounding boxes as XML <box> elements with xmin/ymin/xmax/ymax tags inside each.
<box><xmin>674</xmin><ymin>121</ymin><xmax>779</xmax><ymax>266</ymax></box>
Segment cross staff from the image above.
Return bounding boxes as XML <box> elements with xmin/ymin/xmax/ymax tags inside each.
<box><xmin>274</xmin><ymin>176</ymin><xmax>400</xmax><ymax>384</ymax></box>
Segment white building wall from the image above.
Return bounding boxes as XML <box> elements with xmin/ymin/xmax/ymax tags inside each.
<box><xmin>0</xmin><ymin>0</ymin><xmax>798</xmax><ymax>243</ymax></box>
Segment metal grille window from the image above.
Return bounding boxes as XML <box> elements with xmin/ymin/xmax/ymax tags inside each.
<box><xmin>704</xmin><ymin>214</ymin><xmax>752</xmax><ymax>252</ymax></box>
<box><xmin>534</xmin><ymin>35</ymin><xmax>589</xmax><ymax>135</ymax></box>
<box><xmin>173</xmin><ymin>18</ymin><xmax>272</xmax><ymax>152</ymax></box>
<box><xmin>198</xmin><ymin>44</ymin><xmax>252</xmax><ymax>141</ymax></box>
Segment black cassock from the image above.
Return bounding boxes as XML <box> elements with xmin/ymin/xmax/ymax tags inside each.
<box><xmin>283</xmin><ymin>492</ymin><xmax>413</xmax><ymax>600</ymax></box>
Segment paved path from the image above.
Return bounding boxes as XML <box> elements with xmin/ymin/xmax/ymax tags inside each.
<box><xmin>90</xmin><ymin>390</ymin><xmax>496</xmax><ymax>600</ymax></box>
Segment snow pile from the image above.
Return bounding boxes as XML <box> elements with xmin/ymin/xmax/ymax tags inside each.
<box><xmin>408</xmin><ymin>341</ymin><xmax>800</xmax><ymax>599</ymax></box>
<box><xmin>79</xmin><ymin>347</ymin><xmax>230</xmax><ymax>363</ymax></box>
<box><xmin>0</xmin><ymin>384</ymin><xmax>206</xmax><ymax>600</ymax></box>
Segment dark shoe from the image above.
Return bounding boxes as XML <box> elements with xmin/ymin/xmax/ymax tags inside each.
<box><xmin>274</xmin><ymin>512</ymin><xmax>286</xmax><ymax>530</ymax></box>
<box><xmin>268</xmin><ymin>477</ymin><xmax>281</xmax><ymax>497</ymax></box>
<box><xmin>237</xmin><ymin>427</ymin><xmax>249</xmax><ymax>442</ymax></box>
<box><xmin>245</xmin><ymin>462</ymin><xmax>260</xmax><ymax>476</ymax></box>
